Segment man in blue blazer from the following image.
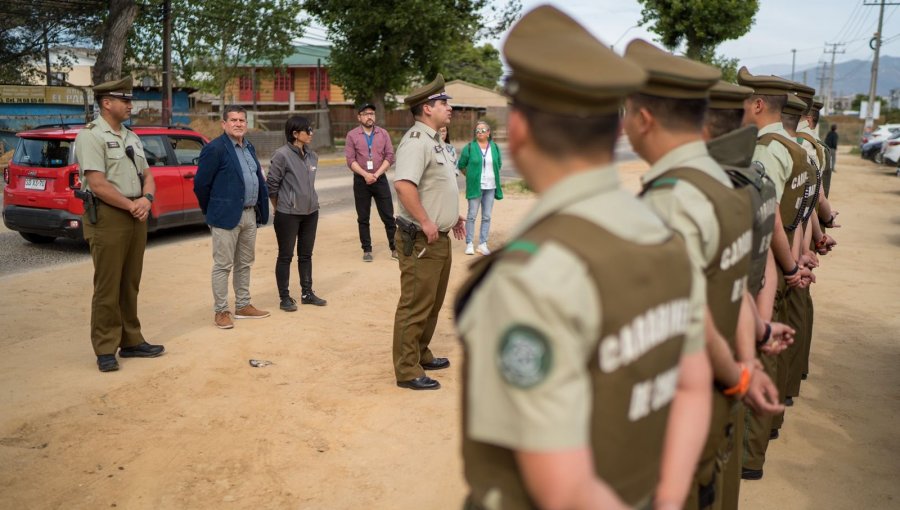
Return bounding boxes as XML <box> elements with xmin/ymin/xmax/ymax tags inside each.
<box><xmin>194</xmin><ymin>105</ymin><xmax>271</xmax><ymax>329</ymax></box>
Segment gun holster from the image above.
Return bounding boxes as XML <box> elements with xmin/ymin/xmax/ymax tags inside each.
<box><xmin>395</xmin><ymin>216</ymin><xmax>419</xmax><ymax>257</ymax></box>
<box><xmin>74</xmin><ymin>189</ymin><xmax>98</xmax><ymax>225</ymax></box>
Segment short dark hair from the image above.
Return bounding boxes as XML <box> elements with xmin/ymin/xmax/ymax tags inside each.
<box><xmin>284</xmin><ymin>115</ymin><xmax>311</xmax><ymax>143</ymax></box>
<box><xmin>705</xmin><ymin>108</ymin><xmax>745</xmax><ymax>140</ymax></box>
<box><xmin>222</xmin><ymin>105</ymin><xmax>247</xmax><ymax>121</ymax></box>
<box><xmin>809</xmin><ymin>109</ymin><xmax>820</xmax><ymax>128</ymax></box>
<box><xmin>830</xmin><ymin>124</ymin><xmax>837</xmax><ymax>131</ymax></box>
<box><xmin>751</xmin><ymin>94</ymin><xmax>786</xmax><ymax>114</ymax></box>
<box><xmin>513</xmin><ymin>103</ymin><xmax>619</xmax><ymax>159</ymax></box>
<box><xmin>781</xmin><ymin>112</ymin><xmax>800</xmax><ymax>131</ymax></box>
<box><xmin>629</xmin><ymin>93</ymin><xmax>707</xmax><ymax>133</ymax></box>
<box><xmin>410</xmin><ymin>99</ymin><xmax>438</xmax><ymax>118</ymax></box>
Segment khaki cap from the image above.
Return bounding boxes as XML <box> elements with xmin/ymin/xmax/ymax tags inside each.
<box><xmin>93</xmin><ymin>77</ymin><xmax>133</xmax><ymax>99</ymax></box>
<box><xmin>623</xmin><ymin>39</ymin><xmax>720</xmax><ymax>99</ymax></box>
<box><xmin>709</xmin><ymin>81</ymin><xmax>753</xmax><ymax>110</ymax></box>
<box><xmin>789</xmin><ymin>81</ymin><xmax>815</xmax><ymax>103</ymax></box>
<box><xmin>737</xmin><ymin>67</ymin><xmax>795</xmax><ymax>96</ymax></box>
<box><xmin>812</xmin><ymin>100</ymin><xmax>824</xmax><ymax>111</ymax></box>
<box><xmin>502</xmin><ymin>5</ymin><xmax>646</xmax><ymax>114</ymax></box>
<box><xmin>404</xmin><ymin>74</ymin><xmax>452</xmax><ymax>108</ymax></box>
<box><xmin>783</xmin><ymin>93</ymin><xmax>807</xmax><ymax>115</ymax></box>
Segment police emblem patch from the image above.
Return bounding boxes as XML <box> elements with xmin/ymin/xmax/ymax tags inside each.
<box><xmin>498</xmin><ymin>325</ymin><xmax>552</xmax><ymax>388</ymax></box>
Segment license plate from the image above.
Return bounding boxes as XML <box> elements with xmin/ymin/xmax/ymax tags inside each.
<box><xmin>24</xmin><ymin>178</ymin><xmax>46</xmax><ymax>190</ymax></box>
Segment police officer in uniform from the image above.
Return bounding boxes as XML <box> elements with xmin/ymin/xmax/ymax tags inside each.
<box><xmin>738</xmin><ymin>68</ymin><xmax>815</xmax><ymax>480</ymax></box>
<box><xmin>457</xmin><ymin>7</ymin><xmax>712</xmax><ymax>509</ymax></box>
<box><xmin>391</xmin><ymin>74</ymin><xmax>465</xmax><ymax>390</ymax></box>
<box><xmin>623</xmin><ymin>42</ymin><xmax>786</xmax><ymax>509</ymax></box>
<box><xmin>74</xmin><ymin>77</ymin><xmax>165</xmax><ymax>372</ymax></box>
<box><xmin>703</xmin><ymin>81</ymin><xmax>785</xmax><ymax>510</ymax></box>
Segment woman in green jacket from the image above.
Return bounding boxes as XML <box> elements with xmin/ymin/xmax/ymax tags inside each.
<box><xmin>457</xmin><ymin>121</ymin><xmax>503</xmax><ymax>255</ymax></box>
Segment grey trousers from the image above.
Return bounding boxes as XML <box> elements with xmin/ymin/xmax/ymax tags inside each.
<box><xmin>210</xmin><ymin>208</ymin><xmax>257</xmax><ymax>313</ymax></box>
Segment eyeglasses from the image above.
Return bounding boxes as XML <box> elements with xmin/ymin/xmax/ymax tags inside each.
<box><xmin>359</xmin><ymin>112</ymin><xmax>375</xmax><ymax>117</ymax></box>
<box><xmin>475</xmin><ymin>128</ymin><xmax>489</xmax><ymax>134</ymax></box>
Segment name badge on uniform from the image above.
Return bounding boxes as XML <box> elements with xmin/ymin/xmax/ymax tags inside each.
<box><xmin>107</xmin><ymin>141</ymin><xmax>121</xmax><ymax>148</ymax></box>
<box><xmin>366</xmin><ymin>160</ymin><xmax>374</xmax><ymax>171</ymax></box>
<box><xmin>433</xmin><ymin>145</ymin><xmax>444</xmax><ymax>153</ymax></box>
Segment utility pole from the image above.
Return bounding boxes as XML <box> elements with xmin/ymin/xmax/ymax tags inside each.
<box><xmin>817</xmin><ymin>62</ymin><xmax>827</xmax><ymax>103</ymax></box>
<box><xmin>161</xmin><ymin>0</ymin><xmax>172</xmax><ymax>125</ymax></box>
<box><xmin>862</xmin><ymin>0</ymin><xmax>900</xmax><ymax>129</ymax></box>
<box><xmin>791</xmin><ymin>49</ymin><xmax>797</xmax><ymax>81</ymax></box>
<box><xmin>823</xmin><ymin>43</ymin><xmax>846</xmax><ymax>115</ymax></box>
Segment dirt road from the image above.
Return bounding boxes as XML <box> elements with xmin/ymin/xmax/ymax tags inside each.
<box><xmin>0</xmin><ymin>150</ymin><xmax>897</xmax><ymax>509</ymax></box>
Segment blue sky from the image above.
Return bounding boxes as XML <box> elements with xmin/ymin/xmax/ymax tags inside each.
<box><xmin>495</xmin><ymin>0</ymin><xmax>900</xmax><ymax>72</ymax></box>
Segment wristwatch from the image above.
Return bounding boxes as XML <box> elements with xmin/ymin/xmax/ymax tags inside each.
<box><xmin>143</xmin><ymin>193</ymin><xmax>154</xmax><ymax>203</ymax></box>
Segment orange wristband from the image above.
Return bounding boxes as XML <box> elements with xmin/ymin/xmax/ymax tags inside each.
<box><xmin>723</xmin><ymin>363</ymin><xmax>751</xmax><ymax>397</ymax></box>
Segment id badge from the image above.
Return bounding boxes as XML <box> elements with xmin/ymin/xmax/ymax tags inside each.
<box><xmin>366</xmin><ymin>160</ymin><xmax>374</xmax><ymax>171</ymax></box>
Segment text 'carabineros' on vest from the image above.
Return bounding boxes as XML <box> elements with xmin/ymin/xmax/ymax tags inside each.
<box><xmin>598</xmin><ymin>298</ymin><xmax>691</xmax><ymax>374</ymax></box>
<box><xmin>720</xmin><ymin>230</ymin><xmax>753</xmax><ymax>271</ymax></box>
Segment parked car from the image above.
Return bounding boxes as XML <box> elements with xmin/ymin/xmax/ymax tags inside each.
<box><xmin>3</xmin><ymin>124</ymin><xmax>209</xmax><ymax>243</ymax></box>
<box><xmin>860</xmin><ymin>124</ymin><xmax>900</xmax><ymax>146</ymax></box>
<box><xmin>881</xmin><ymin>131</ymin><xmax>900</xmax><ymax>166</ymax></box>
<box><xmin>861</xmin><ymin>138</ymin><xmax>885</xmax><ymax>161</ymax></box>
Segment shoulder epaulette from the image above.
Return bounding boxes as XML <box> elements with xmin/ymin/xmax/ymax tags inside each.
<box><xmin>84</xmin><ymin>122</ymin><xmax>95</xmax><ymax>129</ymax></box>
<box><xmin>410</xmin><ymin>131</ymin><xmax>421</xmax><ymax>139</ymax></box>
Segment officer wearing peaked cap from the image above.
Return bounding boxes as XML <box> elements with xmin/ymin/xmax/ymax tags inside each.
<box><xmin>74</xmin><ymin>76</ymin><xmax>165</xmax><ymax>372</ymax></box>
<box><xmin>457</xmin><ymin>7</ymin><xmax>711</xmax><ymax>509</ymax></box>
<box><xmin>738</xmin><ymin>66</ymin><xmax>821</xmax><ymax>482</ymax></box>
<box><xmin>624</xmin><ymin>42</ymin><xmax>790</xmax><ymax>510</ymax></box>
<box><xmin>391</xmin><ymin>73</ymin><xmax>464</xmax><ymax>391</ymax></box>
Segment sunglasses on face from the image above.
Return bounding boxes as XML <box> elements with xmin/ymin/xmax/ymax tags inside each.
<box><xmin>475</xmin><ymin>128</ymin><xmax>489</xmax><ymax>134</ymax></box>
<box><xmin>296</xmin><ymin>128</ymin><xmax>313</xmax><ymax>135</ymax></box>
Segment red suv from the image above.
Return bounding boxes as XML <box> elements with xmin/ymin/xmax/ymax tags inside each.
<box><xmin>3</xmin><ymin>124</ymin><xmax>209</xmax><ymax>243</ymax></box>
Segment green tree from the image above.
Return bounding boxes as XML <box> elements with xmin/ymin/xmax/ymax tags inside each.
<box><xmin>305</xmin><ymin>0</ymin><xmax>520</xmax><ymax>122</ymax></box>
<box><xmin>637</xmin><ymin>0</ymin><xmax>759</xmax><ymax>61</ymax></box>
<box><xmin>128</xmin><ymin>0</ymin><xmax>305</xmax><ymax>104</ymax></box>
<box><xmin>444</xmin><ymin>43</ymin><xmax>503</xmax><ymax>90</ymax></box>
<box><xmin>0</xmin><ymin>1</ymin><xmax>101</xmax><ymax>84</ymax></box>
<box><xmin>710</xmin><ymin>54</ymin><xmax>739</xmax><ymax>83</ymax></box>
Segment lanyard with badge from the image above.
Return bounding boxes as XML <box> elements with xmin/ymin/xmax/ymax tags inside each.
<box><xmin>364</xmin><ymin>129</ymin><xmax>375</xmax><ymax>171</ymax></box>
<box><xmin>480</xmin><ymin>143</ymin><xmax>489</xmax><ymax>172</ymax></box>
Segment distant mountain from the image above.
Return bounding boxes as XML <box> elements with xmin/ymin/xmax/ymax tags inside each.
<box><xmin>747</xmin><ymin>55</ymin><xmax>900</xmax><ymax>97</ymax></box>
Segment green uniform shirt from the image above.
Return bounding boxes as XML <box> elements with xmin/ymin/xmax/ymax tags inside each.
<box><xmin>457</xmin><ymin>166</ymin><xmax>705</xmax><ymax>452</ymax></box>
<box><xmin>640</xmin><ymin>140</ymin><xmax>731</xmax><ymax>331</ymax></box>
<box><xmin>74</xmin><ymin>116</ymin><xmax>148</xmax><ymax>197</ymax></box>
<box><xmin>394</xmin><ymin>120</ymin><xmax>459</xmax><ymax>231</ymax></box>
<box><xmin>753</xmin><ymin>122</ymin><xmax>792</xmax><ymax>203</ymax></box>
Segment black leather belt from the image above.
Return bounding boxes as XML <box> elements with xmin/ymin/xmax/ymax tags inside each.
<box><xmin>243</xmin><ymin>206</ymin><xmax>256</xmax><ymax>210</ymax></box>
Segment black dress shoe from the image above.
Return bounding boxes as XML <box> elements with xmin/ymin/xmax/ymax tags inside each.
<box><xmin>119</xmin><ymin>342</ymin><xmax>165</xmax><ymax>358</ymax></box>
<box><xmin>785</xmin><ymin>396</ymin><xmax>794</xmax><ymax>407</ymax></box>
<box><xmin>769</xmin><ymin>429</ymin><xmax>779</xmax><ymax>440</ymax></box>
<box><xmin>422</xmin><ymin>357</ymin><xmax>450</xmax><ymax>370</ymax></box>
<box><xmin>741</xmin><ymin>467</ymin><xmax>763</xmax><ymax>480</ymax></box>
<box><xmin>396</xmin><ymin>376</ymin><xmax>441</xmax><ymax>390</ymax></box>
<box><xmin>301</xmin><ymin>291</ymin><xmax>327</xmax><ymax>306</ymax></box>
<box><xmin>801</xmin><ymin>372</ymin><xmax>808</xmax><ymax>380</ymax></box>
<box><xmin>97</xmin><ymin>354</ymin><xmax>119</xmax><ymax>372</ymax></box>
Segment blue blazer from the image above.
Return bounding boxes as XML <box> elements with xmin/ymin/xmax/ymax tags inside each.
<box><xmin>194</xmin><ymin>133</ymin><xmax>269</xmax><ymax>229</ymax></box>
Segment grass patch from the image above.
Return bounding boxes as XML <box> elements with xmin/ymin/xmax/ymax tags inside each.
<box><xmin>849</xmin><ymin>146</ymin><xmax>861</xmax><ymax>155</ymax></box>
<box><xmin>502</xmin><ymin>179</ymin><xmax>532</xmax><ymax>195</ymax></box>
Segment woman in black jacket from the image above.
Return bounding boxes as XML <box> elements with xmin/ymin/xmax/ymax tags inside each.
<box><xmin>266</xmin><ymin>116</ymin><xmax>327</xmax><ymax>311</ymax></box>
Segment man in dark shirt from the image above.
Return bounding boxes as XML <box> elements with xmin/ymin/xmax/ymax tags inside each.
<box><xmin>824</xmin><ymin>124</ymin><xmax>839</xmax><ymax>174</ymax></box>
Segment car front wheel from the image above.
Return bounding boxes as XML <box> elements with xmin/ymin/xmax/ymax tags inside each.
<box><xmin>19</xmin><ymin>232</ymin><xmax>56</xmax><ymax>244</ymax></box>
